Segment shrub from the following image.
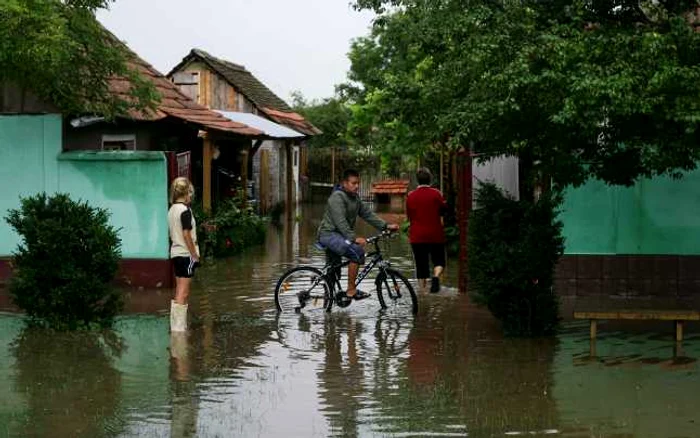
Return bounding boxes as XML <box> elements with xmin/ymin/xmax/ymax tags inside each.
<box><xmin>5</xmin><ymin>193</ymin><xmax>122</xmax><ymax>330</ymax></box>
<box><xmin>197</xmin><ymin>198</ymin><xmax>267</xmax><ymax>258</ymax></box>
<box><xmin>468</xmin><ymin>183</ymin><xmax>564</xmax><ymax>336</ymax></box>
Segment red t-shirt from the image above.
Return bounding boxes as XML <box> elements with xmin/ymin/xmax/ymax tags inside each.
<box><xmin>406</xmin><ymin>186</ymin><xmax>447</xmax><ymax>243</ymax></box>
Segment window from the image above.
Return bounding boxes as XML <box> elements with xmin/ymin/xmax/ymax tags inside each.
<box><xmin>102</xmin><ymin>134</ymin><xmax>136</xmax><ymax>151</ymax></box>
<box><xmin>172</xmin><ymin>71</ymin><xmax>200</xmax><ymax>102</ymax></box>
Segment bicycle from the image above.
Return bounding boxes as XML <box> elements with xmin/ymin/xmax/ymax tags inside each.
<box><xmin>274</xmin><ymin>230</ymin><xmax>418</xmax><ymax>315</ymax></box>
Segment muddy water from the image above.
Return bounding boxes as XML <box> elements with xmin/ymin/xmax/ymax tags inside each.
<box><xmin>1</xmin><ymin>204</ymin><xmax>700</xmax><ymax>437</ymax></box>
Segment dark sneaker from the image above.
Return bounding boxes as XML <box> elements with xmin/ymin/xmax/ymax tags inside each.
<box><xmin>430</xmin><ymin>277</ymin><xmax>440</xmax><ymax>293</ymax></box>
<box><xmin>348</xmin><ymin>289</ymin><xmax>371</xmax><ymax>300</ymax></box>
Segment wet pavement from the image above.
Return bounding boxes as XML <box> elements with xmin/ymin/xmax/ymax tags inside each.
<box><xmin>1</xmin><ymin>204</ymin><xmax>700</xmax><ymax>438</ymax></box>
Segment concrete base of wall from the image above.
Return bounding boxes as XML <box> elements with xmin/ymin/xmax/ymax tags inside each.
<box><xmin>0</xmin><ymin>258</ymin><xmax>173</xmax><ymax>290</ymax></box>
<box><xmin>555</xmin><ymin>254</ymin><xmax>700</xmax><ymax>298</ymax></box>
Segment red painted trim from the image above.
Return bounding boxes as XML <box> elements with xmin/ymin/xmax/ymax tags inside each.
<box><xmin>117</xmin><ymin>259</ymin><xmax>174</xmax><ymax>289</ymax></box>
<box><xmin>0</xmin><ymin>258</ymin><xmax>11</xmax><ymax>286</ymax></box>
<box><xmin>0</xmin><ymin>258</ymin><xmax>173</xmax><ymax>289</ymax></box>
<box><xmin>166</xmin><ymin>151</ymin><xmax>177</xmax><ymax>185</ymax></box>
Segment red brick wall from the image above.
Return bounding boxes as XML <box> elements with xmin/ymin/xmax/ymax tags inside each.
<box><xmin>555</xmin><ymin>255</ymin><xmax>700</xmax><ymax>298</ymax></box>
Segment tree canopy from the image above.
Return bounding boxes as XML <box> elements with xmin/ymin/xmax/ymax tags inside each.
<box><xmin>291</xmin><ymin>92</ymin><xmax>353</xmax><ymax>149</ymax></box>
<box><xmin>348</xmin><ymin>0</ymin><xmax>700</xmax><ymax>187</ymax></box>
<box><xmin>0</xmin><ymin>0</ymin><xmax>159</xmax><ymax>119</ymax></box>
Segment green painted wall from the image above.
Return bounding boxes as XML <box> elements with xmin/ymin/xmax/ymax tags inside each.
<box><xmin>0</xmin><ymin>115</ymin><xmax>169</xmax><ymax>259</ymax></box>
<box><xmin>561</xmin><ymin>172</ymin><xmax>700</xmax><ymax>255</ymax></box>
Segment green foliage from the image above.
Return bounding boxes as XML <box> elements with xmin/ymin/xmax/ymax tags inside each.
<box><xmin>468</xmin><ymin>183</ymin><xmax>564</xmax><ymax>336</ymax></box>
<box><xmin>0</xmin><ymin>0</ymin><xmax>159</xmax><ymax>118</ymax></box>
<box><xmin>197</xmin><ymin>198</ymin><xmax>267</xmax><ymax>258</ymax></box>
<box><xmin>292</xmin><ymin>92</ymin><xmax>413</xmax><ymax>177</ymax></box>
<box><xmin>291</xmin><ymin>92</ymin><xmax>353</xmax><ymax>150</ymax></box>
<box><xmin>350</xmin><ymin>0</ymin><xmax>700</xmax><ymax>187</ymax></box>
<box><xmin>305</xmin><ymin>147</ymin><xmax>381</xmax><ymax>183</ymax></box>
<box><xmin>444</xmin><ymin>225</ymin><xmax>460</xmax><ymax>257</ymax></box>
<box><xmin>5</xmin><ymin>193</ymin><xmax>123</xmax><ymax>330</ymax></box>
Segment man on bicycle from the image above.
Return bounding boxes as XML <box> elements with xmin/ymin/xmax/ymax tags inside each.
<box><xmin>317</xmin><ymin>169</ymin><xmax>399</xmax><ymax>300</ymax></box>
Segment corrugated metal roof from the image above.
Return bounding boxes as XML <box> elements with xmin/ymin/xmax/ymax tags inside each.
<box><xmin>215</xmin><ymin>111</ymin><xmax>304</xmax><ymax>139</ymax></box>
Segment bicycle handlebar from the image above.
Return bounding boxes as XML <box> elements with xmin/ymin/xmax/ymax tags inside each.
<box><xmin>365</xmin><ymin>229</ymin><xmax>398</xmax><ymax>245</ymax></box>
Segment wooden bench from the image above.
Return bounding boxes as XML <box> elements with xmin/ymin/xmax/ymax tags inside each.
<box><xmin>573</xmin><ymin>310</ymin><xmax>700</xmax><ymax>342</ymax></box>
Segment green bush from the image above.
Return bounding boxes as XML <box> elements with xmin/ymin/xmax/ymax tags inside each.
<box><xmin>468</xmin><ymin>183</ymin><xmax>564</xmax><ymax>336</ymax></box>
<box><xmin>5</xmin><ymin>193</ymin><xmax>123</xmax><ymax>330</ymax></box>
<box><xmin>197</xmin><ymin>198</ymin><xmax>267</xmax><ymax>258</ymax></box>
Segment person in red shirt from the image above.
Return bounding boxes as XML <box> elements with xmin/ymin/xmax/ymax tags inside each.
<box><xmin>406</xmin><ymin>168</ymin><xmax>447</xmax><ymax>293</ymax></box>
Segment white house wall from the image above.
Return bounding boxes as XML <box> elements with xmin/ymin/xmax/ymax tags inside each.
<box><xmin>473</xmin><ymin>155</ymin><xmax>520</xmax><ymax>201</ymax></box>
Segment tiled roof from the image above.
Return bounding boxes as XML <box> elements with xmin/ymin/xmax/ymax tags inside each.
<box><xmin>371</xmin><ymin>180</ymin><xmax>410</xmax><ymax>195</ymax></box>
<box><xmin>189</xmin><ymin>49</ymin><xmax>292</xmax><ymax>111</ymax></box>
<box><xmin>107</xmin><ymin>35</ymin><xmax>263</xmax><ymax>137</ymax></box>
<box><xmin>168</xmin><ymin>49</ymin><xmax>320</xmax><ymax>136</ymax></box>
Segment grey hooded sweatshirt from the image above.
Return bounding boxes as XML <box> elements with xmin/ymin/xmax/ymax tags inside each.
<box><xmin>317</xmin><ymin>189</ymin><xmax>387</xmax><ymax>241</ymax></box>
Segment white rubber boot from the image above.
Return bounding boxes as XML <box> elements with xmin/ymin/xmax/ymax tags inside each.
<box><xmin>170</xmin><ymin>300</ymin><xmax>188</xmax><ymax>332</ymax></box>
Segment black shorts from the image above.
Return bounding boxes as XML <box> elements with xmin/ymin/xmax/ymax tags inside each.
<box><xmin>411</xmin><ymin>243</ymin><xmax>446</xmax><ymax>279</ymax></box>
<box><xmin>173</xmin><ymin>256</ymin><xmax>199</xmax><ymax>278</ymax></box>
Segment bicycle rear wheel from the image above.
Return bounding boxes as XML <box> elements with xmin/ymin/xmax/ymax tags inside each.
<box><xmin>275</xmin><ymin>266</ymin><xmax>331</xmax><ymax>313</ymax></box>
<box><xmin>376</xmin><ymin>269</ymin><xmax>418</xmax><ymax>315</ymax></box>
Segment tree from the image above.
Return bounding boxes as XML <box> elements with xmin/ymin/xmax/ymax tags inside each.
<box><xmin>291</xmin><ymin>92</ymin><xmax>384</xmax><ymax>179</ymax></box>
<box><xmin>291</xmin><ymin>92</ymin><xmax>353</xmax><ymax>149</ymax></box>
<box><xmin>350</xmin><ymin>0</ymin><xmax>700</xmax><ymax>187</ymax></box>
<box><xmin>469</xmin><ymin>183</ymin><xmax>564</xmax><ymax>336</ymax></box>
<box><xmin>0</xmin><ymin>0</ymin><xmax>159</xmax><ymax>119</ymax></box>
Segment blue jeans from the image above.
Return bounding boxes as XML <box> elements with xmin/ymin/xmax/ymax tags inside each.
<box><xmin>318</xmin><ymin>232</ymin><xmax>365</xmax><ymax>264</ymax></box>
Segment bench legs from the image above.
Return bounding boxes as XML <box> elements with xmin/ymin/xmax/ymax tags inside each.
<box><xmin>587</xmin><ymin>318</ymin><xmax>685</xmax><ymax>342</ymax></box>
<box><xmin>675</xmin><ymin>320</ymin><xmax>683</xmax><ymax>342</ymax></box>
<box><xmin>590</xmin><ymin>319</ymin><xmax>597</xmax><ymax>339</ymax></box>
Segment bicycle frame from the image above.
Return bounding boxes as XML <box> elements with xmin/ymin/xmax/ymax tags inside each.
<box><xmin>323</xmin><ymin>240</ymin><xmax>389</xmax><ymax>290</ymax></box>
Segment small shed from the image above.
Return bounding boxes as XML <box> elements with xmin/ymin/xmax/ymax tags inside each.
<box><xmin>371</xmin><ymin>180</ymin><xmax>410</xmax><ymax>211</ymax></box>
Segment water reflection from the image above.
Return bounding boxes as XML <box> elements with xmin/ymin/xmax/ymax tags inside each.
<box><xmin>11</xmin><ymin>327</ymin><xmax>124</xmax><ymax>438</ymax></box>
<box><xmin>169</xmin><ymin>333</ymin><xmax>197</xmax><ymax>438</ymax></box>
<box><xmin>318</xmin><ymin>314</ymin><xmax>367</xmax><ymax>438</ymax></box>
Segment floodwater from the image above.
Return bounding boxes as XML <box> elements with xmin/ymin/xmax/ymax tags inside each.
<box><xmin>1</xmin><ymin>204</ymin><xmax>700</xmax><ymax>438</ymax></box>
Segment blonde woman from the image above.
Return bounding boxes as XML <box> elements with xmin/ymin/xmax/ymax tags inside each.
<box><xmin>168</xmin><ymin>177</ymin><xmax>200</xmax><ymax>332</ymax></box>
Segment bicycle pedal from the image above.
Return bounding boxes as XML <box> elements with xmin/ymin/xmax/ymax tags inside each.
<box><xmin>335</xmin><ymin>292</ymin><xmax>352</xmax><ymax>308</ymax></box>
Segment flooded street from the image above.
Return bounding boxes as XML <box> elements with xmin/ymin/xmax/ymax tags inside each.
<box><xmin>1</xmin><ymin>204</ymin><xmax>700</xmax><ymax>438</ymax></box>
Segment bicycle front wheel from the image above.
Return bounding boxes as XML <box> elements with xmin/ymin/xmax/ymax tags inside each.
<box><xmin>376</xmin><ymin>269</ymin><xmax>418</xmax><ymax>315</ymax></box>
<box><xmin>275</xmin><ymin>266</ymin><xmax>331</xmax><ymax>313</ymax></box>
